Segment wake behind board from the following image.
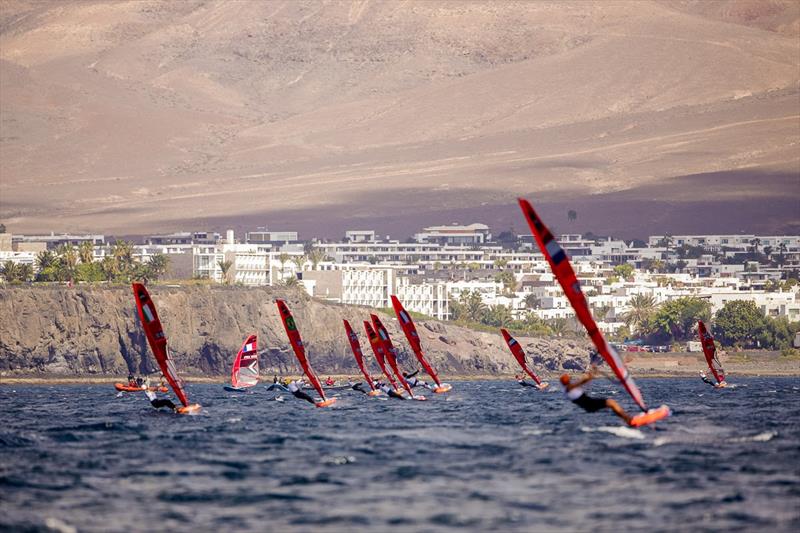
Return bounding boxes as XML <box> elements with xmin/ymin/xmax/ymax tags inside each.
<box><xmin>315</xmin><ymin>398</ymin><xmax>337</xmax><ymax>408</ymax></box>
<box><xmin>433</xmin><ymin>383</ymin><xmax>453</xmax><ymax>394</ymax></box>
<box><xmin>223</xmin><ymin>385</ymin><xmax>248</xmax><ymax>392</ymax></box>
<box><xmin>176</xmin><ymin>403</ymin><xmax>202</xmax><ymax>415</ymax></box>
<box><xmin>629</xmin><ymin>405</ymin><xmax>671</xmax><ymax>428</ymax></box>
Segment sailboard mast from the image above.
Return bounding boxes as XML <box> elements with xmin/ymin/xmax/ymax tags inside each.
<box><xmin>518</xmin><ymin>198</ymin><xmax>647</xmax><ymax>411</ymax></box>
<box><xmin>344</xmin><ymin>319</ymin><xmax>376</xmax><ymax>391</ymax></box>
<box><xmin>364</xmin><ymin>321</ymin><xmax>399</xmax><ymax>389</ymax></box>
<box><xmin>391</xmin><ymin>295</ymin><xmax>443</xmax><ymax>387</ymax></box>
<box><xmin>131</xmin><ymin>283</ymin><xmax>191</xmax><ymax>407</ymax></box>
<box><xmin>231</xmin><ymin>334</ymin><xmax>259</xmax><ymax>388</ymax></box>
<box><xmin>276</xmin><ymin>299</ymin><xmax>327</xmax><ymax>401</ymax></box>
<box><xmin>500</xmin><ymin>328</ymin><xmax>543</xmax><ymax>385</ymax></box>
<box><xmin>698</xmin><ymin>320</ymin><xmax>725</xmax><ymax>384</ymax></box>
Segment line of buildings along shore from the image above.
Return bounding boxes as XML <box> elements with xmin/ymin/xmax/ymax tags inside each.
<box><xmin>2</xmin><ymin>224</ymin><xmax>799</xmax><ymax>332</ymax></box>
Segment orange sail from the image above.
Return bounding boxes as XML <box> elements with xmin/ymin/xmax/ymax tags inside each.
<box><xmin>364</xmin><ymin>321</ymin><xmax>398</xmax><ymax>390</ymax></box>
<box><xmin>391</xmin><ymin>295</ymin><xmax>443</xmax><ymax>387</ymax></box>
<box><xmin>131</xmin><ymin>283</ymin><xmax>191</xmax><ymax>407</ymax></box>
<box><xmin>501</xmin><ymin>328</ymin><xmax>543</xmax><ymax>386</ymax></box>
<box><xmin>698</xmin><ymin>320</ymin><xmax>725</xmax><ymax>384</ymax></box>
<box><xmin>370</xmin><ymin>314</ymin><xmax>415</xmax><ymax>397</ymax></box>
<box><xmin>276</xmin><ymin>299</ymin><xmax>327</xmax><ymax>402</ymax></box>
<box><xmin>518</xmin><ymin>198</ymin><xmax>647</xmax><ymax>412</ymax></box>
<box><xmin>344</xmin><ymin>319</ymin><xmax>376</xmax><ymax>392</ymax></box>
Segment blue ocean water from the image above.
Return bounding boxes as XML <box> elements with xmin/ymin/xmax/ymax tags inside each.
<box><xmin>1</xmin><ymin>378</ymin><xmax>798</xmax><ymax>532</ymax></box>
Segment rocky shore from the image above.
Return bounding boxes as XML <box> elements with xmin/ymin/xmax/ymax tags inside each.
<box><xmin>0</xmin><ymin>285</ymin><xmax>592</xmax><ymax>378</ymax></box>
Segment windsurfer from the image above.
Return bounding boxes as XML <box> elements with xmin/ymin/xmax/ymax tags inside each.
<box><xmin>378</xmin><ymin>381</ymin><xmax>405</xmax><ymax>400</ymax></box>
<box><xmin>700</xmin><ymin>370</ymin><xmax>726</xmax><ymax>388</ymax></box>
<box><xmin>127</xmin><ymin>373</ymin><xmax>136</xmax><ymax>387</ymax></box>
<box><xmin>142</xmin><ymin>378</ymin><xmax>177</xmax><ymax>411</ymax></box>
<box><xmin>560</xmin><ymin>368</ymin><xmax>632</xmax><ymax>425</ymax></box>
<box><xmin>403</xmin><ymin>369</ymin><xmax>431</xmax><ymax>389</ymax></box>
<box><xmin>516</xmin><ymin>374</ymin><xmax>538</xmax><ymax>388</ymax></box>
<box><xmin>288</xmin><ymin>379</ymin><xmax>315</xmax><ymax>404</ymax></box>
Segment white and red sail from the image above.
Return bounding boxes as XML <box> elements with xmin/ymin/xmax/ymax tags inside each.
<box><xmin>344</xmin><ymin>319</ymin><xmax>376</xmax><ymax>392</ymax></box>
<box><xmin>276</xmin><ymin>299</ymin><xmax>328</xmax><ymax>402</ymax></box>
<box><xmin>518</xmin><ymin>198</ymin><xmax>647</xmax><ymax>412</ymax></box>
<box><xmin>391</xmin><ymin>295</ymin><xmax>443</xmax><ymax>387</ymax></box>
<box><xmin>698</xmin><ymin>320</ymin><xmax>725</xmax><ymax>384</ymax></box>
<box><xmin>500</xmin><ymin>328</ymin><xmax>543</xmax><ymax>386</ymax></box>
<box><xmin>370</xmin><ymin>314</ymin><xmax>415</xmax><ymax>396</ymax></box>
<box><xmin>231</xmin><ymin>334</ymin><xmax>259</xmax><ymax>389</ymax></box>
<box><xmin>364</xmin><ymin>321</ymin><xmax>398</xmax><ymax>390</ymax></box>
<box><xmin>131</xmin><ymin>283</ymin><xmax>191</xmax><ymax>407</ymax></box>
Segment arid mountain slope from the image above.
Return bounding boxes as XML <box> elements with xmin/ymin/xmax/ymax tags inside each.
<box><xmin>0</xmin><ymin>0</ymin><xmax>798</xmax><ymax>237</ymax></box>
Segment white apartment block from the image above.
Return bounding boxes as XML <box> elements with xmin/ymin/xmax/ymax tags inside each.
<box><xmin>395</xmin><ymin>277</ymin><xmax>450</xmax><ymax>320</ymax></box>
<box><xmin>414</xmin><ymin>223</ymin><xmax>491</xmax><ymax>245</ymax></box>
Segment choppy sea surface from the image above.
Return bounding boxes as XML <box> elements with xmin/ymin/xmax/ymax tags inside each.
<box><xmin>1</xmin><ymin>378</ymin><xmax>799</xmax><ymax>532</ymax></box>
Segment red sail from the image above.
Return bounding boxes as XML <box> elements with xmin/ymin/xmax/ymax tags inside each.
<box><xmin>231</xmin><ymin>334</ymin><xmax>259</xmax><ymax>388</ymax></box>
<box><xmin>344</xmin><ymin>319</ymin><xmax>376</xmax><ymax>391</ymax></box>
<box><xmin>364</xmin><ymin>321</ymin><xmax>398</xmax><ymax>389</ymax></box>
<box><xmin>370</xmin><ymin>314</ymin><xmax>415</xmax><ymax>396</ymax></box>
<box><xmin>518</xmin><ymin>198</ymin><xmax>647</xmax><ymax>412</ymax></box>
<box><xmin>698</xmin><ymin>320</ymin><xmax>725</xmax><ymax>384</ymax></box>
<box><xmin>131</xmin><ymin>283</ymin><xmax>190</xmax><ymax>407</ymax></box>
<box><xmin>500</xmin><ymin>328</ymin><xmax>543</xmax><ymax>385</ymax></box>
<box><xmin>276</xmin><ymin>299</ymin><xmax>327</xmax><ymax>401</ymax></box>
<box><xmin>391</xmin><ymin>295</ymin><xmax>442</xmax><ymax>386</ymax></box>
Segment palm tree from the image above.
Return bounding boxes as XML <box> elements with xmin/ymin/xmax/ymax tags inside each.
<box><xmin>18</xmin><ymin>263</ymin><xmax>34</xmax><ymax>282</ymax></box>
<box><xmin>36</xmin><ymin>250</ymin><xmax>56</xmax><ymax>271</ymax></box>
<box><xmin>548</xmin><ymin>318</ymin><xmax>568</xmax><ymax>337</ymax></box>
<box><xmin>57</xmin><ymin>244</ymin><xmax>78</xmax><ymax>281</ymax></box>
<box><xmin>78</xmin><ymin>241</ymin><xmax>94</xmax><ymax>264</ymax></box>
<box><xmin>147</xmin><ymin>253</ymin><xmax>169</xmax><ymax>280</ymax></box>
<box><xmin>567</xmin><ymin>209</ymin><xmax>577</xmax><ymax>222</ymax></box>
<box><xmin>650</xmin><ymin>259</ymin><xmax>665</xmax><ymax>273</ymax></box>
<box><xmin>112</xmin><ymin>241</ymin><xmax>135</xmax><ymax>278</ymax></box>
<box><xmin>524</xmin><ymin>293</ymin><xmax>541</xmax><ymax>309</ymax></box>
<box><xmin>280</xmin><ymin>276</ymin><xmax>299</xmax><ymax>288</ymax></box>
<box><xmin>749</xmin><ymin>237</ymin><xmax>761</xmax><ymax>257</ymax></box>
<box><xmin>218</xmin><ymin>259</ymin><xmax>233</xmax><ymax>285</ymax></box>
<box><xmin>278</xmin><ymin>252</ymin><xmax>290</xmax><ymax>277</ymax></box>
<box><xmin>486</xmin><ymin>305</ymin><xmax>514</xmax><ymax>327</ymax></box>
<box><xmin>623</xmin><ymin>294</ymin><xmax>657</xmax><ymax>335</ymax></box>
<box><xmin>777</xmin><ymin>243</ymin><xmax>788</xmax><ymax>266</ymax></box>
<box><xmin>292</xmin><ymin>255</ymin><xmax>306</xmax><ymax>273</ymax></box>
<box><xmin>1</xmin><ymin>261</ymin><xmax>20</xmax><ymax>282</ymax></box>
<box><xmin>308</xmin><ymin>247</ymin><xmax>326</xmax><ymax>270</ymax></box>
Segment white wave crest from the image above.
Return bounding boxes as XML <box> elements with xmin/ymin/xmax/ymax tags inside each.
<box><xmin>581</xmin><ymin>426</ymin><xmax>646</xmax><ymax>440</ymax></box>
<box><xmin>730</xmin><ymin>431</ymin><xmax>777</xmax><ymax>443</ymax></box>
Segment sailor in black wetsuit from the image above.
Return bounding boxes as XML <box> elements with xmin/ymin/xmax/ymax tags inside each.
<box><xmin>287</xmin><ymin>379</ymin><xmax>315</xmax><ymax>404</ymax></box>
<box><xmin>560</xmin><ymin>367</ymin><xmax>632</xmax><ymax>425</ymax></box>
<box><xmin>700</xmin><ymin>371</ymin><xmax>716</xmax><ymax>386</ymax></box>
<box><xmin>403</xmin><ymin>369</ymin><xmax>431</xmax><ymax>389</ymax></box>
<box><xmin>142</xmin><ymin>377</ymin><xmax>177</xmax><ymax>411</ymax></box>
<box><xmin>349</xmin><ymin>378</ymin><xmax>369</xmax><ymax>394</ymax></box>
<box><xmin>516</xmin><ymin>374</ymin><xmax>537</xmax><ymax>387</ymax></box>
<box><xmin>376</xmin><ymin>380</ymin><xmax>405</xmax><ymax>400</ymax></box>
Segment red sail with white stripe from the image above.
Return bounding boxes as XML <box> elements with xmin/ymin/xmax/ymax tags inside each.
<box><xmin>518</xmin><ymin>198</ymin><xmax>647</xmax><ymax>412</ymax></box>
<box><xmin>500</xmin><ymin>328</ymin><xmax>543</xmax><ymax>385</ymax></box>
<box><xmin>364</xmin><ymin>321</ymin><xmax>398</xmax><ymax>390</ymax></box>
<box><xmin>276</xmin><ymin>299</ymin><xmax>327</xmax><ymax>401</ymax></box>
<box><xmin>231</xmin><ymin>334</ymin><xmax>259</xmax><ymax>389</ymax></box>
<box><xmin>344</xmin><ymin>319</ymin><xmax>376</xmax><ymax>392</ymax></box>
<box><xmin>131</xmin><ymin>283</ymin><xmax>190</xmax><ymax>407</ymax></box>
<box><xmin>698</xmin><ymin>320</ymin><xmax>725</xmax><ymax>384</ymax></box>
<box><xmin>370</xmin><ymin>314</ymin><xmax>415</xmax><ymax>396</ymax></box>
<box><xmin>391</xmin><ymin>295</ymin><xmax>443</xmax><ymax>387</ymax></box>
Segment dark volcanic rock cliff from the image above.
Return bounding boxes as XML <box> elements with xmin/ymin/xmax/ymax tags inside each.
<box><xmin>0</xmin><ymin>285</ymin><xmax>590</xmax><ymax>377</ymax></box>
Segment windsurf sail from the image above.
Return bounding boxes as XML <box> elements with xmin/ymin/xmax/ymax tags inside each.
<box><xmin>391</xmin><ymin>295</ymin><xmax>443</xmax><ymax>387</ymax></box>
<box><xmin>231</xmin><ymin>334</ymin><xmax>259</xmax><ymax>389</ymax></box>
<box><xmin>344</xmin><ymin>319</ymin><xmax>376</xmax><ymax>391</ymax></box>
<box><xmin>364</xmin><ymin>321</ymin><xmax>398</xmax><ymax>389</ymax></box>
<box><xmin>698</xmin><ymin>320</ymin><xmax>725</xmax><ymax>384</ymax></box>
<box><xmin>518</xmin><ymin>198</ymin><xmax>647</xmax><ymax>411</ymax></box>
<box><xmin>276</xmin><ymin>299</ymin><xmax>327</xmax><ymax>401</ymax></box>
<box><xmin>500</xmin><ymin>328</ymin><xmax>543</xmax><ymax>385</ymax></box>
<box><xmin>370</xmin><ymin>314</ymin><xmax>415</xmax><ymax>396</ymax></box>
<box><xmin>131</xmin><ymin>283</ymin><xmax>190</xmax><ymax>407</ymax></box>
